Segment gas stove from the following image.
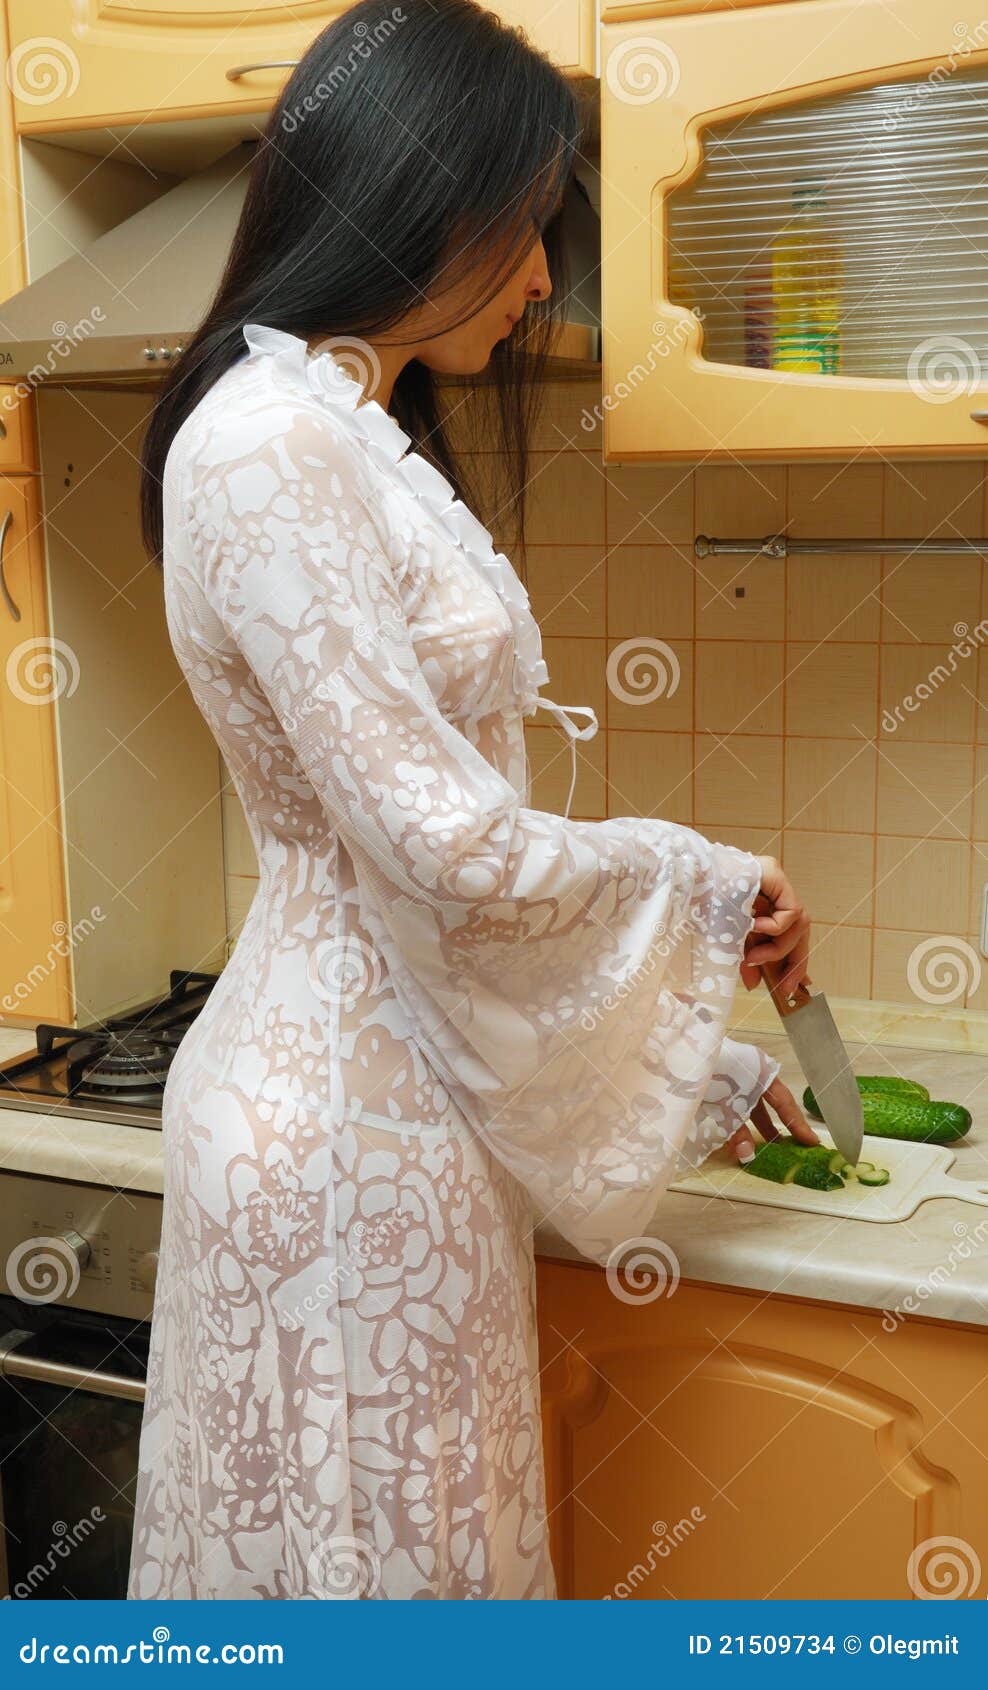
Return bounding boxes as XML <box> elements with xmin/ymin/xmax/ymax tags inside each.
<box><xmin>0</xmin><ymin>969</ymin><xmax>218</xmax><ymax>1130</ymax></box>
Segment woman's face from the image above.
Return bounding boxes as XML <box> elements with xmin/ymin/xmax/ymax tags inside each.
<box><xmin>406</xmin><ymin>234</ymin><xmax>553</xmax><ymax>375</ymax></box>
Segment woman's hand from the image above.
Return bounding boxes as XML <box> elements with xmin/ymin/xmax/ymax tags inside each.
<box><xmin>727</xmin><ymin>1074</ymin><xmax>819</xmax><ymax>1164</ymax></box>
<box><xmin>740</xmin><ymin>855</ymin><xmax>811</xmax><ymax>1000</ymax></box>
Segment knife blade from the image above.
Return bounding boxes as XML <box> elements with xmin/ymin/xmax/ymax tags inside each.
<box><xmin>762</xmin><ymin>962</ymin><xmax>864</xmax><ymax>1166</ymax></box>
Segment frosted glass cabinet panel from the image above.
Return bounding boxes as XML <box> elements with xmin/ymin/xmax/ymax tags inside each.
<box><xmin>668</xmin><ymin>69</ymin><xmax>988</xmax><ymax>381</ymax></box>
<box><xmin>602</xmin><ymin>0</ymin><xmax>988</xmax><ymax>460</ymax></box>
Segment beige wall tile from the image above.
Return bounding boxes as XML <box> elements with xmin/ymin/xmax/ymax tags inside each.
<box><xmin>786</xmin><ymin>555</ymin><xmax>880</xmax><ymax>643</ymax></box>
<box><xmin>786</xmin><ymin>642</ymin><xmax>879</xmax><ymax>739</ymax></box>
<box><xmin>876</xmin><ymin>742</ymin><xmax>974</xmax><ymax>840</ymax></box>
<box><xmin>874</xmin><ymin>837</ymin><xmax>970</xmax><ymax>933</ymax></box>
<box><xmin>872</xmin><ymin>928</ymin><xmax>983</xmax><ymax>1009</ymax></box>
<box><xmin>871</xmin><ymin>929</ymin><xmax>949</xmax><ymax>1006</ymax></box>
<box><xmin>525</xmin><ymin>724</ymin><xmax>605</xmax><ymax>819</ymax></box>
<box><xmin>881</xmin><ymin>645</ymin><xmax>976</xmax><ymax>742</ymax></box>
<box><xmin>693</xmin><ymin>734</ymin><xmax>783</xmax><ymax>827</ymax></box>
<box><xmin>607</xmin><ymin>731</ymin><xmax>692</xmax><ymax>823</ymax></box>
<box><xmin>606</xmin><ymin>464</ymin><xmax>693</xmax><ymax>545</ymax></box>
<box><xmin>542</xmin><ymin>636</ymin><xmax>608</xmax><ymax>721</ymax></box>
<box><xmin>806</xmin><ymin>922</ymin><xmax>872</xmax><ymax>998</ymax></box>
<box><xmin>695</xmin><ymin>464</ymin><xmax>786</xmax><ymax>534</ymax></box>
<box><xmin>695</xmin><ymin>640</ymin><xmax>783</xmax><ymax>734</ymax></box>
<box><xmin>529</xmin><ymin>380</ymin><xmax>602</xmax><ymax>450</ymax></box>
<box><xmin>881</xmin><ymin>555</ymin><xmax>981</xmax><ymax>645</ymax></box>
<box><xmin>883</xmin><ymin>462</ymin><xmax>984</xmax><ymax>538</ymax></box>
<box><xmin>787</xmin><ymin>464</ymin><xmax>884</xmax><ymax>537</ymax></box>
<box><xmin>525</xmin><ymin>452</ymin><xmax>605</xmax><ymax>546</ymax></box>
<box><xmin>606</xmin><ymin>637</ymin><xmax>692</xmax><ymax>731</ymax></box>
<box><xmin>976</xmin><ymin>648</ymin><xmax>988</xmax><ymax>743</ymax></box>
<box><xmin>525</xmin><ymin>547</ymin><xmax>606</xmax><ymax>638</ymax></box>
<box><xmin>607</xmin><ymin>544</ymin><xmax>694</xmax><ymax>639</ymax></box>
<box><xmin>783</xmin><ymin>830</ymin><xmax>875</xmax><ymax>926</ymax></box>
<box><xmin>695</xmin><ymin>556</ymin><xmax>785</xmax><ymax>641</ymax></box>
<box><xmin>961</xmin><ymin>934</ymin><xmax>988</xmax><ymax>1011</ymax></box>
<box><xmin>784</xmin><ymin>738</ymin><xmax>876</xmax><ymax>833</ymax></box>
<box><xmin>694</xmin><ymin>822</ymin><xmax>783</xmax><ymax>859</ymax></box>
<box><xmin>973</xmin><ymin>746</ymin><xmax>988</xmax><ymax>839</ymax></box>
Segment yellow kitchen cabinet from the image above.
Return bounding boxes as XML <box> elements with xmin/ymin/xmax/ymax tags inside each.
<box><xmin>602</xmin><ymin>0</ymin><xmax>988</xmax><ymax>460</ymax></box>
<box><xmin>0</xmin><ymin>474</ymin><xmax>71</xmax><ymax>1024</ymax></box>
<box><xmin>537</xmin><ymin>1258</ymin><xmax>988</xmax><ymax>1599</ymax></box>
<box><xmin>6</xmin><ymin>1</ymin><xmax>595</xmax><ymax>133</ymax></box>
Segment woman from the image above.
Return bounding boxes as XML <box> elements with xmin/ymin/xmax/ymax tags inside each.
<box><xmin>129</xmin><ymin>0</ymin><xmax>814</xmax><ymax>1601</ymax></box>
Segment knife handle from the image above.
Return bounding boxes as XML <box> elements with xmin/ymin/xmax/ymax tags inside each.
<box><xmin>761</xmin><ymin>959</ymin><xmax>812</xmax><ymax>1018</ymax></box>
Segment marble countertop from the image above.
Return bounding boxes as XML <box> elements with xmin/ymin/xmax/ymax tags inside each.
<box><xmin>2</xmin><ymin>1032</ymin><xmax>987</xmax><ymax>1327</ymax></box>
<box><xmin>535</xmin><ymin>1034</ymin><xmax>988</xmax><ymax>1329</ymax></box>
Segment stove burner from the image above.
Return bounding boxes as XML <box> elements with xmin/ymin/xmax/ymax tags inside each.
<box><xmin>65</xmin><ymin>1030</ymin><xmax>181</xmax><ymax>1102</ymax></box>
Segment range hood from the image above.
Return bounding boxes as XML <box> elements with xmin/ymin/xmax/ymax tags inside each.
<box><xmin>0</xmin><ymin>142</ymin><xmax>600</xmax><ymax>386</ymax></box>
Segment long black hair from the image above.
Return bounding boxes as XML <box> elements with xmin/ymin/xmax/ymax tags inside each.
<box><xmin>140</xmin><ymin>0</ymin><xmax>581</xmax><ymax>560</ymax></box>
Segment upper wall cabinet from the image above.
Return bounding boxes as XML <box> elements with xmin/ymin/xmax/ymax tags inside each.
<box><xmin>6</xmin><ymin>1</ymin><xmax>595</xmax><ymax>132</ymax></box>
<box><xmin>602</xmin><ymin>0</ymin><xmax>988</xmax><ymax>460</ymax></box>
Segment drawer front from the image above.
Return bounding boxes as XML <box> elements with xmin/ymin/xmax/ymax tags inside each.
<box><xmin>8</xmin><ymin>1</ymin><xmax>594</xmax><ymax>130</ymax></box>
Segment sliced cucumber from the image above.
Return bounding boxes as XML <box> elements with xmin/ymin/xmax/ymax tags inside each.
<box><xmin>853</xmin><ymin>1162</ymin><xmax>891</xmax><ymax>1187</ymax></box>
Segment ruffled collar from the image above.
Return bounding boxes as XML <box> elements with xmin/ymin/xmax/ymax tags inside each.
<box><xmin>241</xmin><ymin>322</ymin><xmax>550</xmax><ymax>714</ymax></box>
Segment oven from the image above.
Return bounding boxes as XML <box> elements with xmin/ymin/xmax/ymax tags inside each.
<box><xmin>0</xmin><ymin>970</ymin><xmax>213</xmax><ymax>1599</ymax></box>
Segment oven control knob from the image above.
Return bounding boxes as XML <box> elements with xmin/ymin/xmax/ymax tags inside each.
<box><xmin>135</xmin><ymin>1249</ymin><xmax>158</xmax><ymax>1293</ymax></box>
<box><xmin>63</xmin><ymin>1229</ymin><xmax>92</xmax><ymax>1270</ymax></box>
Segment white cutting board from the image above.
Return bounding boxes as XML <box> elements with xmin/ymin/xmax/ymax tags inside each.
<box><xmin>670</xmin><ymin>1132</ymin><xmax>988</xmax><ymax>1223</ymax></box>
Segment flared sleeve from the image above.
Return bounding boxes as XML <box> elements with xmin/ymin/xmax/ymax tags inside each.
<box><xmin>183</xmin><ymin>398</ymin><xmax>777</xmax><ymax>1264</ymax></box>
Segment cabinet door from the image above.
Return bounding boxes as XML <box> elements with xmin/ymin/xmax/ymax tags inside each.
<box><xmin>537</xmin><ymin>1260</ymin><xmax>988</xmax><ymax>1600</ymax></box>
<box><xmin>0</xmin><ymin>476</ymin><xmax>71</xmax><ymax>1024</ymax></box>
<box><xmin>602</xmin><ymin>0</ymin><xmax>988</xmax><ymax>459</ymax></box>
<box><xmin>6</xmin><ymin>1</ymin><xmax>594</xmax><ymax>131</ymax></box>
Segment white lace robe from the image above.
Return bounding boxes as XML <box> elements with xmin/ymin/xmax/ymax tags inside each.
<box><xmin>127</xmin><ymin>324</ymin><xmax>778</xmax><ymax>1602</ymax></box>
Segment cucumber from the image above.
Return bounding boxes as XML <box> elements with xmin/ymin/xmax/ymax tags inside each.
<box><xmin>853</xmin><ymin>1162</ymin><xmax>891</xmax><ymax>1188</ymax></box>
<box><xmin>747</xmin><ymin>1142</ymin><xmax>803</xmax><ymax>1184</ymax></box>
<box><xmin>803</xmin><ymin>1076</ymin><xmax>929</xmax><ymax>1119</ymax></box>
<box><xmin>747</xmin><ymin>1142</ymin><xmax>855</xmax><ymax>1192</ymax></box>
<box><xmin>802</xmin><ymin>1082</ymin><xmax>971</xmax><ymax>1145</ymax></box>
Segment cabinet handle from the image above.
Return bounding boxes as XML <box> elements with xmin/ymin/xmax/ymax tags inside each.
<box><xmin>0</xmin><ymin>509</ymin><xmax>19</xmax><ymax>622</ymax></box>
<box><xmin>226</xmin><ymin>61</ymin><xmax>298</xmax><ymax>81</ymax></box>
<box><xmin>972</xmin><ymin>412</ymin><xmax>988</xmax><ymax>424</ymax></box>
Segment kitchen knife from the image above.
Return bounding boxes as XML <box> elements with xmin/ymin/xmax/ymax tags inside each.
<box><xmin>762</xmin><ymin>961</ymin><xmax>864</xmax><ymax>1166</ymax></box>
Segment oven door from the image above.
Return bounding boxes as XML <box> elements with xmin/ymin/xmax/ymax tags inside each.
<box><xmin>0</xmin><ymin>1298</ymin><xmax>147</xmax><ymax>1600</ymax></box>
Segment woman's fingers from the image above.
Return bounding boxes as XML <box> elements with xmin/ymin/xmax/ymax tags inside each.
<box><xmin>728</xmin><ymin>1123</ymin><xmax>758</xmax><ymax>1164</ymax></box>
<box><xmin>761</xmin><ymin>1076</ymin><xmax>819</xmax><ymax>1144</ymax></box>
<box><xmin>749</xmin><ymin>1097</ymin><xmax>781</xmax><ymax>1142</ymax></box>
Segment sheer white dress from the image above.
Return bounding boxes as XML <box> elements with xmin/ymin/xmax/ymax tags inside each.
<box><xmin>127</xmin><ymin>324</ymin><xmax>778</xmax><ymax>1601</ymax></box>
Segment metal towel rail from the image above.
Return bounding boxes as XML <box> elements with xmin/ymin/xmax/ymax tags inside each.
<box><xmin>695</xmin><ymin>534</ymin><xmax>988</xmax><ymax>558</ymax></box>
